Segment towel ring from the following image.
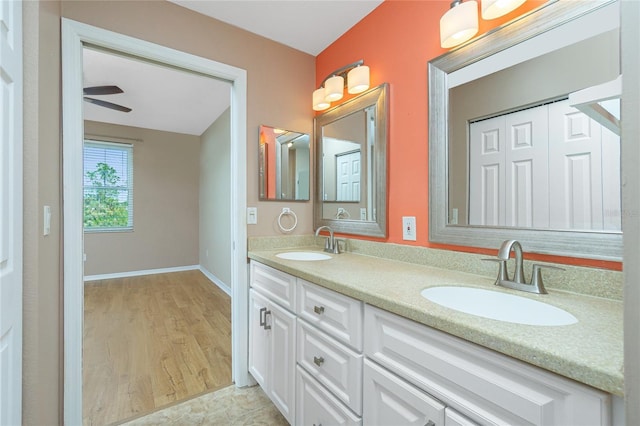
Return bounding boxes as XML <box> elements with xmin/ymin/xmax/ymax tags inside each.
<box><xmin>278</xmin><ymin>208</ymin><xmax>298</xmax><ymax>233</ymax></box>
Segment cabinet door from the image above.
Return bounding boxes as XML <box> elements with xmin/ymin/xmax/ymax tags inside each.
<box><xmin>268</xmin><ymin>300</ymin><xmax>297</xmax><ymax>424</ymax></box>
<box><xmin>248</xmin><ymin>289</ymin><xmax>270</xmax><ymax>388</ymax></box>
<box><xmin>445</xmin><ymin>408</ymin><xmax>480</xmax><ymax>426</ymax></box>
<box><xmin>296</xmin><ymin>366</ymin><xmax>362</xmax><ymax>426</ymax></box>
<box><xmin>364</xmin><ymin>359</ymin><xmax>445</xmax><ymax>426</ymax></box>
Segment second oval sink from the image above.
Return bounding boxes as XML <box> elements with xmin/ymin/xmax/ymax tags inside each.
<box><xmin>421</xmin><ymin>286</ymin><xmax>578</xmax><ymax>326</ymax></box>
<box><xmin>276</xmin><ymin>251</ymin><xmax>332</xmax><ymax>261</ymax></box>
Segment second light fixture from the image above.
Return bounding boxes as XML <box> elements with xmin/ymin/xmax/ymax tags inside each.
<box><xmin>313</xmin><ymin>60</ymin><xmax>370</xmax><ymax>111</ymax></box>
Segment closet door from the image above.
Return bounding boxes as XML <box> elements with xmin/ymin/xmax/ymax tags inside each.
<box><xmin>469</xmin><ymin>116</ymin><xmax>506</xmax><ymax>226</ymax></box>
<box><xmin>504</xmin><ymin>106</ymin><xmax>549</xmax><ymax>228</ymax></box>
<box><xmin>548</xmin><ymin>100</ymin><xmax>604</xmax><ymax>230</ymax></box>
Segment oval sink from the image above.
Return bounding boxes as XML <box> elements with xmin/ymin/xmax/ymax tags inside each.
<box><xmin>276</xmin><ymin>251</ymin><xmax>332</xmax><ymax>261</ymax></box>
<box><xmin>421</xmin><ymin>286</ymin><xmax>577</xmax><ymax>326</ymax></box>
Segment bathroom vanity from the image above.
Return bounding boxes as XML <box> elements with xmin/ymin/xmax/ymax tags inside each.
<box><xmin>247</xmin><ymin>247</ymin><xmax>623</xmax><ymax>425</ymax></box>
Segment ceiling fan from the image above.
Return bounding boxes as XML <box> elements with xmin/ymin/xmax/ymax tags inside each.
<box><xmin>83</xmin><ymin>85</ymin><xmax>132</xmax><ymax>113</ymax></box>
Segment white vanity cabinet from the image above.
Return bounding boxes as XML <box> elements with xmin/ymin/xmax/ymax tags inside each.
<box><xmin>296</xmin><ymin>278</ymin><xmax>364</xmax><ymax>422</ymax></box>
<box><xmin>364</xmin><ymin>304</ymin><xmax>612</xmax><ymax>426</ymax></box>
<box><xmin>249</xmin><ymin>262</ymin><xmax>297</xmax><ymax>424</ymax></box>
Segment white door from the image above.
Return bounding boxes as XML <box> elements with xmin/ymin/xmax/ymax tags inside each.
<box><xmin>548</xmin><ymin>100</ymin><xmax>605</xmax><ymax>230</ymax></box>
<box><xmin>363</xmin><ymin>359</ymin><xmax>445</xmax><ymax>426</ymax></box>
<box><xmin>248</xmin><ymin>289</ymin><xmax>269</xmax><ymax>389</ymax></box>
<box><xmin>268</xmin><ymin>301</ymin><xmax>296</xmax><ymax>424</ymax></box>
<box><xmin>336</xmin><ymin>151</ymin><xmax>361</xmax><ymax>202</ymax></box>
<box><xmin>469</xmin><ymin>116</ymin><xmax>505</xmax><ymax>226</ymax></box>
<box><xmin>0</xmin><ymin>1</ymin><xmax>23</xmax><ymax>425</ymax></box>
<box><xmin>504</xmin><ymin>106</ymin><xmax>549</xmax><ymax>228</ymax></box>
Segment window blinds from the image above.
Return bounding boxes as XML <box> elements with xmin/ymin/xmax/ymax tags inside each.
<box><xmin>83</xmin><ymin>140</ymin><xmax>134</xmax><ymax>231</ymax></box>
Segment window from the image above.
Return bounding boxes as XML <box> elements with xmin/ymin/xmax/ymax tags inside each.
<box><xmin>83</xmin><ymin>140</ymin><xmax>133</xmax><ymax>231</ymax></box>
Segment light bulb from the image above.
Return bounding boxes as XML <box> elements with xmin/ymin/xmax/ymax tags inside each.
<box><xmin>440</xmin><ymin>0</ymin><xmax>479</xmax><ymax>49</ymax></box>
<box><xmin>482</xmin><ymin>0</ymin><xmax>526</xmax><ymax>20</ymax></box>
<box><xmin>313</xmin><ymin>88</ymin><xmax>330</xmax><ymax>111</ymax></box>
<box><xmin>324</xmin><ymin>75</ymin><xmax>344</xmax><ymax>102</ymax></box>
<box><xmin>348</xmin><ymin>65</ymin><xmax>370</xmax><ymax>94</ymax></box>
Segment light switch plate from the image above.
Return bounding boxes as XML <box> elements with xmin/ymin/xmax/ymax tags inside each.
<box><xmin>402</xmin><ymin>216</ymin><xmax>416</xmax><ymax>241</ymax></box>
<box><xmin>247</xmin><ymin>207</ymin><xmax>258</xmax><ymax>225</ymax></box>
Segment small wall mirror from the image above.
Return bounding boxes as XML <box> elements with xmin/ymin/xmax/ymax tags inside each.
<box><xmin>428</xmin><ymin>0</ymin><xmax>622</xmax><ymax>260</ymax></box>
<box><xmin>315</xmin><ymin>84</ymin><xmax>388</xmax><ymax>237</ymax></box>
<box><xmin>259</xmin><ymin>125</ymin><xmax>310</xmax><ymax>201</ymax></box>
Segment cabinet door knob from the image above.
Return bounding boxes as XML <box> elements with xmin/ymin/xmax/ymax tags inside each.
<box><xmin>313</xmin><ymin>305</ymin><xmax>325</xmax><ymax>315</ymax></box>
<box><xmin>425</xmin><ymin>420</ymin><xmax>436</xmax><ymax>426</ymax></box>
<box><xmin>313</xmin><ymin>356</ymin><xmax>325</xmax><ymax>366</ymax></box>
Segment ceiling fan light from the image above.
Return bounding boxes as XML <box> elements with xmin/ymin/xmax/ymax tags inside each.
<box><xmin>347</xmin><ymin>65</ymin><xmax>370</xmax><ymax>94</ymax></box>
<box><xmin>440</xmin><ymin>0</ymin><xmax>479</xmax><ymax>49</ymax></box>
<box><xmin>324</xmin><ymin>75</ymin><xmax>344</xmax><ymax>102</ymax></box>
<box><xmin>313</xmin><ymin>88</ymin><xmax>330</xmax><ymax>111</ymax></box>
<box><xmin>481</xmin><ymin>0</ymin><xmax>526</xmax><ymax>19</ymax></box>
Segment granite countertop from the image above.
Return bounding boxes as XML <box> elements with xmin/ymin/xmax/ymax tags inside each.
<box><xmin>248</xmin><ymin>247</ymin><xmax>624</xmax><ymax>396</ymax></box>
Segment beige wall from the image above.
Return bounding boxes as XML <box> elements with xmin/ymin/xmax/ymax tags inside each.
<box><xmin>23</xmin><ymin>1</ymin><xmax>63</xmax><ymax>424</ymax></box>
<box><xmin>83</xmin><ymin>121</ymin><xmax>200</xmax><ymax>276</ymax></box>
<box><xmin>200</xmin><ymin>108</ymin><xmax>232</xmax><ymax>287</ymax></box>
<box><xmin>23</xmin><ymin>1</ymin><xmax>315</xmax><ymax>423</ymax></box>
<box><xmin>61</xmin><ymin>0</ymin><xmax>315</xmax><ymax>236</ymax></box>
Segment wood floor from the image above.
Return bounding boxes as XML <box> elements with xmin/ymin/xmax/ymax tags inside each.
<box><xmin>83</xmin><ymin>270</ymin><xmax>232</xmax><ymax>426</ymax></box>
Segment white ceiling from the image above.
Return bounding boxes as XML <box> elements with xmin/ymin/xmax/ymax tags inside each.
<box><xmin>168</xmin><ymin>0</ymin><xmax>383</xmax><ymax>56</ymax></box>
<box><xmin>83</xmin><ymin>1</ymin><xmax>383</xmax><ymax>135</ymax></box>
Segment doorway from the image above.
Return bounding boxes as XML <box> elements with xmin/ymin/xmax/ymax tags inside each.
<box><xmin>62</xmin><ymin>19</ymin><xmax>250</xmax><ymax>425</ymax></box>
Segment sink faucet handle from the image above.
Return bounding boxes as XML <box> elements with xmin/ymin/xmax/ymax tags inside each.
<box><xmin>530</xmin><ymin>264</ymin><xmax>565</xmax><ymax>294</ymax></box>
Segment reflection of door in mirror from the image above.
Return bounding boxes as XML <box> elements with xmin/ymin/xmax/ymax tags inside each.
<box><xmin>321</xmin><ymin>107</ymin><xmax>376</xmax><ymax>220</ymax></box>
<box><xmin>258</xmin><ymin>125</ymin><xmax>310</xmax><ymax>201</ymax></box>
<box><xmin>468</xmin><ymin>99</ymin><xmax>620</xmax><ymax>231</ymax></box>
<box><xmin>450</xmin><ymin>28</ymin><xmax>620</xmax><ymax>231</ymax></box>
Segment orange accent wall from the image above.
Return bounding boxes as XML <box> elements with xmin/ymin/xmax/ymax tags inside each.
<box><xmin>316</xmin><ymin>0</ymin><xmax>621</xmax><ymax>271</ymax></box>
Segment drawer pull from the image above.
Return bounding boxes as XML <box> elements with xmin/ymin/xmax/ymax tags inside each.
<box><xmin>313</xmin><ymin>305</ymin><xmax>325</xmax><ymax>315</ymax></box>
<box><xmin>263</xmin><ymin>309</ymin><xmax>272</xmax><ymax>330</ymax></box>
<box><xmin>313</xmin><ymin>356</ymin><xmax>325</xmax><ymax>366</ymax></box>
<box><xmin>425</xmin><ymin>421</ymin><xmax>435</xmax><ymax>426</ymax></box>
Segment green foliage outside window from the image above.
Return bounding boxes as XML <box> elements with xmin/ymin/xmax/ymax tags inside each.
<box><xmin>84</xmin><ymin>162</ymin><xmax>129</xmax><ymax>229</ymax></box>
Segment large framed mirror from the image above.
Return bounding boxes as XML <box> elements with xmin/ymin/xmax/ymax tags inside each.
<box><xmin>259</xmin><ymin>125</ymin><xmax>310</xmax><ymax>201</ymax></box>
<box><xmin>314</xmin><ymin>84</ymin><xmax>388</xmax><ymax>237</ymax></box>
<box><xmin>429</xmin><ymin>0</ymin><xmax>622</xmax><ymax>260</ymax></box>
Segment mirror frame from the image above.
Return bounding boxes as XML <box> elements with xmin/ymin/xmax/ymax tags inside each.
<box><xmin>258</xmin><ymin>125</ymin><xmax>310</xmax><ymax>201</ymax></box>
<box><xmin>428</xmin><ymin>0</ymin><xmax>622</xmax><ymax>261</ymax></box>
<box><xmin>314</xmin><ymin>83</ymin><xmax>389</xmax><ymax>237</ymax></box>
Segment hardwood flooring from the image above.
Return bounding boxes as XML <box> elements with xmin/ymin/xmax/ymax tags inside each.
<box><xmin>83</xmin><ymin>270</ymin><xmax>232</xmax><ymax>426</ymax></box>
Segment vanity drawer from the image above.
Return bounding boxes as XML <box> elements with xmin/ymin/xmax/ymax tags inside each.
<box><xmin>364</xmin><ymin>304</ymin><xmax>611</xmax><ymax>426</ymax></box>
<box><xmin>297</xmin><ymin>279</ymin><xmax>363</xmax><ymax>351</ymax></box>
<box><xmin>297</xmin><ymin>319</ymin><xmax>363</xmax><ymax>415</ymax></box>
<box><xmin>250</xmin><ymin>260</ymin><xmax>296</xmax><ymax>311</ymax></box>
<box><xmin>296</xmin><ymin>366</ymin><xmax>361</xmax><ymax>426</ymax></box>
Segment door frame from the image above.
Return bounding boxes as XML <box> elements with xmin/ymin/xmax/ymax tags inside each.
<box><xmin>61</xmin><ymin>18</ymin><xmax>249</xmax><ymax>425</ymax></box>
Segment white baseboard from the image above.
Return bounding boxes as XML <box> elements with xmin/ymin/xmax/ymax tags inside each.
<box><xmin>84</xmin><ymin>264</ymin><xmax>232</xmax><ymax>297</ymax></box>
<box><xmin>83</xmin><ymin>265</ymin><xmax>199</xmax><ymax>282</ymax></box>
<box><xmin>199</xmin><ymin>266</ymin><xmax>232</xmax><ymax>296</ymax></box>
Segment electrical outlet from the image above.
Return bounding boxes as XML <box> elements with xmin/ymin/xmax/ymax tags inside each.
<box><xmin>402</xmin><ymin>216</ymin><xmax>417</xmax><ymax>241</ymax></box>
<box><xmin>360</xmin><ymin>208</ymin><xmax>367</xmax><ymax>220</ymax></box>
<box><xmin>451</xmin><ymin>208</ymin><xmax>459</xmax><ymax>225</ymax></box>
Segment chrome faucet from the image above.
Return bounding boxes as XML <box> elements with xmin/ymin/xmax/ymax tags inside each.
<box><xmin>497</xmin><ymin>239</ymin><xmax>526</xmax><ymax>284</ymax></box>
<box><xmin>488</xmin><ymin>239</ymin><xmax>561</xmax><ymax>294</ymax></box>
<box><xmin>315</xmin><ymin>226</ymin><xmax>339</xmax><ymax>254</ymax></box>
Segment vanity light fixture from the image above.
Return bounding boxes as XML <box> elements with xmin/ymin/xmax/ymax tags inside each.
<box><xmin>313</xmin><ymin>60</ymin><xmax>370</xmax><ymax>111</ymax></box>
<box><xmin>440</xmin><ymin>0</ymin><xmax>479</xmax><ymax>49</ymax></box>
<box><xmin>481</xmin><ymin>0</ymin><xmax>526</xmax><ymax>20</ymax></box>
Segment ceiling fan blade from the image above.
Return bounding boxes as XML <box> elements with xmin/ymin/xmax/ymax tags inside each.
<box><xmin>83</xmin><ymin>85</ymin><xmax>124</xmax><ymax>96</ymax></box>
<box><xmin>84</xmin><ymin>97</ymin><xmax>132</xmax><ymax>113</ymax></box>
